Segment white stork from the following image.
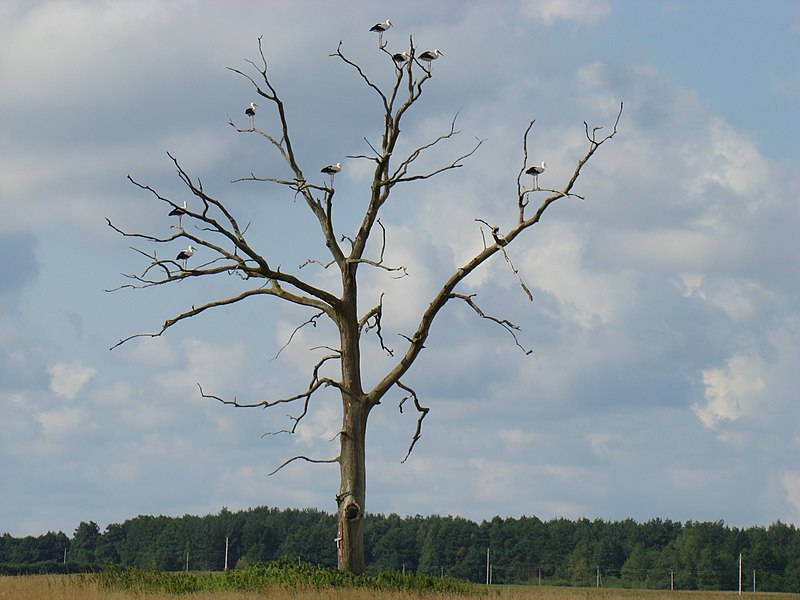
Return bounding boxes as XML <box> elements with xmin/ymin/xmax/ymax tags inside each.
<box><xmin>176</xmin><ymin>245</ymin><xmax>195</xmax><ymax>269</ymax></box>
<box><xmin>370</xmin><ymin>20</ymin><xmax>392</xmax><ymax>48</ymax></box>
<box><xmin>392</xmin><ymin>51</ymin><xmax>410</xmax><ymax>69</ymax></box>
<box><xmin>525</xmin><ymin>161</ymin><xmax>548</xmax><ymax>189</ymax></box>
<box><xmin>418</xmin><ymin>49</ymin><xmax>443</xmax><ymax>72</ymax></box>
<box><xmin>169</xmin><ymin>200</ymin><xmax>187</xmax><ymax>228</ymax></box>
<box><xmin>244</xmin><ymin>102</ymin><xmax>258</xmax><ymax>129</ymax></box>
<box><xmin>321</xmin><ymin>162</ymin><xmax>342</xmax><ymax>186</ymax></box>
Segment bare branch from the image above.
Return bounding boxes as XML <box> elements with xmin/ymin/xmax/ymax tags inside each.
<box><xmin>110</xmin><ymin>288</ymin><xmax>273</xmax><ymax>350</ymax></box>
<box><xmin>450</xmin><ymin>293</ymin><xmax>533</xmax><ymax>355</ymax></box>
<box><xmin>267</xmin><ymin>454</ymin><xmax>340</xmax><ymax>477</ymax></box>
<box><xmin>228</xmin><ymin>37</ymin><xmax>347</xmax><ymax>269</ymax></box>
<box><xmin>396</xmin><ymin>380</ymin><xmax>429</xmax><ymax>463</ymax></box>
<box><xmin>331</xmin><ymin>41</ymin><xmax>389</xmax><ymax>112</ymax></box>
<box><xmin>517</xmin><ymin>120</ymin><xmax>535</xmax><ymax>222</ymax></box>
<box><xmin>369</xmin><ymin>103</ymin><xmax>622</xmax><ymax>406</ymax></box>
<box><xmin>271</xmin><ymin>310</ymin><xmax>326</xmax><ymax>361</ymax></box>
<box><xmin>299</xmin><ymin>257</ymin><xmax>336</xmax><ymax>270</ymax></box>
<box><xmin>359</xmin><ymin>293</ymin><xmax>393</xmax><ymax>357</ymax></box>
<box><xmin>474</xmin><ymin>219</ymin><xmax>533</xmax><ymax>301</ymax></box>
<box><xmin>388</xmin><ymin>111</ymin><xmax>485</xmax><ymax>185</ymax></box>
<box><xmin>348</xmin><ymin>219</ymin><xmax>407</xmax><ymax>277</ymax></box>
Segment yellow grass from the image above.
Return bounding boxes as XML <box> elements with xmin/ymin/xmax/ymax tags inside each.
<box><xmin>1</xmin><ymin>575</ymin><xmax>798</xmax><ymax>600</ymax></box>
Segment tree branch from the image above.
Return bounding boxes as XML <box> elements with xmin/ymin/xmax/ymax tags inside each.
<box><xmin>396</xmin><ymin>380</ymin><xmax>429</xmax><ymax>463</ymax></box>
<box><xmin>368</xmin><ymin>104</ymin><xmax>623</xmax><ymax>403</ymax></box>
<box><xmin>267</xmin><ymin>454</ymin><xmax>340</xmax><ymax>477</ymax></box>
<box><xmin>450</xmin><ymin>293</ymin><xmax>533</xmax><ymax>355</ymax></box>
<box><xmin>271</xmin><ymin>310</ymin><xmax>326</xmax><ymax>361</ymax></box>
<box><xmin>359</xmin><ymin>293</ymin><xmax>393</xmax><ymax>357</ymax></box>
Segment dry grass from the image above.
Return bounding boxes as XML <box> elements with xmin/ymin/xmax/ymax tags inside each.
<box><xmin>1</xmin><ymin>575</ymin><xmax>798</xmax><ymax>600</ymax></box>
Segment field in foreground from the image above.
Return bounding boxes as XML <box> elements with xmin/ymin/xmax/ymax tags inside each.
<box><xmin>2</xmin><ymin>576</ymin><xmax>800</xmax><ymax>600</ymax></box>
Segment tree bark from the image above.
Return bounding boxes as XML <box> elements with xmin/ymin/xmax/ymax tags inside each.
<box><xmin>335</xmin><ymin>266</ymin><xmax>369</xmax><ymax>573</ymax></box>
<box><xmin>336</xmin><ymin>395</ymin><xmax>368</xmax><ymax>573</ymax></box>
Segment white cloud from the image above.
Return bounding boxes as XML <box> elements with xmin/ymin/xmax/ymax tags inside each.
<box><xmin>35</xmin><ymin>406</ymin><xmax>89</xmax><ymax>438</ymax></box>
<box><xmin>47</xmin><ymin>361</ymin><xmax>96</xmax><ymax>399</ymax></box>
<box><xmin>523</xmin><ymin>0</ymin><xmax>612</xmax><ymax>25</ymax></box>
<box><xmin>519</xmin><ymin>221</ymin><xmax>635</xmax><ymax>328</ymax></box>
<box><xmin>156</xmin><ymin>338</ymin><xmax>246</xmax><ymax>398</ymax></box>
<box><xmin>694</xmin><ymin>354</ymin><xmax>767</xmax><ymax>430</ymax></box>
<box><xmin>586</xmin><ymin>432</ymin><xmax>620</xmax><ymax>460</ymax></box>
<box><xmin>120</xmin><ymin>337</ymin><xmax>177</xmax><ymax>369</ymax></box>
<box><xmin>783</xmin><ymin>471</ymin><xmax>800</xmax><ymax>523</ymax></box>
<box><xmin>1</xmin><ymin>1</ymin><xmax>798</xmax><ymax>535</ymax></box>
<box><xmin>681</xmin><ymin>117</ymin><xmax>773</xmax><ymax>206</ymax></box>
<box><xmin>499</xmin><ymin>428</ymin><xmax>537</xmax><ymax>450</ymax></box>
<box><xmin>469</xmin><ymin>458</ymin><xmax>518</xmax><ymax>502</ymax></box>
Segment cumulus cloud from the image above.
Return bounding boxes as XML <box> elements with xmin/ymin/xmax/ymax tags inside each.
<box><xmin>35</xmin><ymin>406</ymin><xmax>89</xmax><ymax>438</ymax></box>
<box><xmin>1</xmin><ymin>1</ymin><xmax>798</xmax><ymax>535</ymax></box>
<box><xmin>523</xmin><ymin>0</ymin><xmax>612</xmax><ymax>25</ymax></box>
<box><xmin>47</xmin><ymin>361</ymin><xmax>96</xmax><ymax>399</ymax></box>
<box><xmin>783</xmin><ymin>471</ymin><xmax>800</xmax><ymax>522</ymax></box>
<box><xmin>156</xmin><ymin>338</ymin><xmax>245</xmax><ymax>397</ymax></box>
<box><xmin>694</xmin><ymin>354</ymin><xmax>767</xmax><ymax>430</ymax></box>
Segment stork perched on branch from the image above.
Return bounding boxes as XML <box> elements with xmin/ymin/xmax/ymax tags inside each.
<box><xmin>176</xmin><ymin>245</ymin><xmax>195</xmax><ymax>270</ymax></box>
<box><xmin>169</xmin><ymin>200</ymin><xmax>187</xmax><ymax>228</ymax></box>
<box><xmin>321</xmin><ymin>162</ymin><xmax>342</xmax><ymax>187</ymax></box>
<box><xmin>244</xmin><ymin>102</ymin><xmax>258</xmax><ymax>129</ymax></box>
<box><xmin>418</xmin><ymin>49</ymin><xmax>443</xmax><ymax>71</ymax></box>
<box><xmin>392</xmin><ymin>51</ymin><xmax>410</xmax><ymax>69</ymax></box>
<box><xmin>370</xmin><ymin>20</ymin><xmax>392</xmax><ymax>48</ymax></box>
<box><xmin>525</xmin><ymin>161</ymin><xmax>547</xmax><ymax>189</ymax></box>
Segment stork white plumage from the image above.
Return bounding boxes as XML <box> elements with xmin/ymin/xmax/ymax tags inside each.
<box><xmin>321</xmin><ymin>162</ymin><xmax>342</xmax><ymax>186</ymax></box>
<box><xmin>169</xmin><ymin>200</ymin><xmax>187</xmax><ymax>228</ymax></box>
<box><xmin>244</xmin><ymin>102</ymin><xmax>258</xmax><ymax>129</ymax></box>
<box><xmin>392</xmin><ymin>51</ymin><xmax>410</xmax><ymax>69</ymax></box>
<box><xmin>370</xmin><ymin>20</ymin><xmax>392</xmax><ymax>48</ymax></box>
<box><xmin>418</xmin><ymin>49</ymin><xmax>443</xmax><ymax>71</ymax></box>
<box><xmin>176</xmin><ymin>245</ymin><xmax>195</xmax><ymax>269</ymax></box>
<box><xmin>525</xmin><ymin>161</ymin><xmax>548</xmax><ymax>188</ymax></box>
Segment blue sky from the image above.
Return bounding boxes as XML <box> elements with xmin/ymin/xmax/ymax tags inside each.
<box><xmin>1</xmin><ymin>0</ymin><xmax>798</xmax><ymax>538</ymax></box>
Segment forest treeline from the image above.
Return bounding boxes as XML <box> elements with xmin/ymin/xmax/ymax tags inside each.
<box><xmin>2</xmin><ymin>507</ymin><xmax>799</xmax><ymax>592</ymax></box>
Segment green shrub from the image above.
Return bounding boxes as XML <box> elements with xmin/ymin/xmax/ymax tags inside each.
<box><xmin>92</xmin><ymin>557</ymin><xmax>483</xmax><ymax>595</ymax></box>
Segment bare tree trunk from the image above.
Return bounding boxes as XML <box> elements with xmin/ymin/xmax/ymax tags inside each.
<box><xmin>336</xmin><ymin>396</ymin><xmax>368</xmax><ymax>573</ymax></box>
<box><xmin>336</xmin><ymin>268</ymin><xmax>368</xmax><ymax>573</ymax></box>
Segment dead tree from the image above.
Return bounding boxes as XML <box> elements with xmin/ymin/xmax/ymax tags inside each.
<box><xmin>106</xmin><ymin>36</ymin><xmax>622</xmax><ymax>574</ymax></box>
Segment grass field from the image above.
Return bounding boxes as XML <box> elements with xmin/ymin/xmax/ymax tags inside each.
<box><xmin>1</xmin><ymin>576</ymin><xmax>799</xmax><ymax>600</ymax></box>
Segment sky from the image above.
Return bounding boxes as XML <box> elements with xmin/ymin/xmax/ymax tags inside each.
<box><xmin>1</xmin><ymin>0</ymin><xmax>799</xmax><ymax>538</ymax></box>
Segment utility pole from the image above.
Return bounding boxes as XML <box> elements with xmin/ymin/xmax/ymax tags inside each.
<box><xmin>224</xmin><ymin>536</ymin><xmax>229</xmax><ymax>571</ymax></box>
<box><xmin>670</xmin><ymin>568</ymin><xmax>674</xmax><ymax>591</ymax></box>
<box><xmin>738</xmin><ymin>553</ymin><xmax>742</xmax><ymax>596</ymax></box>
<box><xmin>486</xmin><ymin>547</ymin><xmax>490</xmax><ymax>585</ymax></box>
<box><xmin>596</xmin><ymin>565</ymin><xmax>601</xmax><ymax>588</ymax></box>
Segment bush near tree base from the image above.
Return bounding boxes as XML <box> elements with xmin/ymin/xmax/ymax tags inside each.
<box><xmin>92</xmin><ymin>558</ymin><xmax>482</xmax><ymax>595</ymax></box>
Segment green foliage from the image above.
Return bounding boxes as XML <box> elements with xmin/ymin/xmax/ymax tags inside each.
<box><xmin>93</xmin><ymin>558</ymin><xmax>481</xmax><ymax>595</ymax></box>
<box><xmin>0</xmin><ymin>561</ymin><xmax>97</xmax><ymax>575</ymax></box>
<box><xmin>3</xmin><ymin>508</ymin><xmax>800</xmax><ymax>593</ymax></box>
